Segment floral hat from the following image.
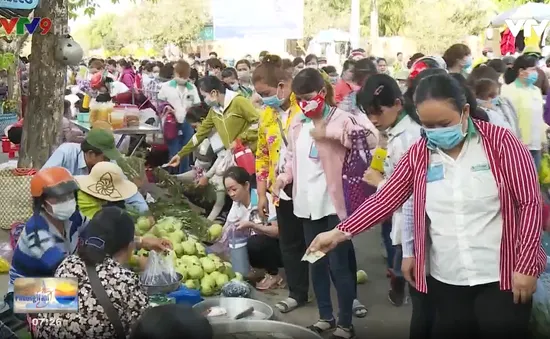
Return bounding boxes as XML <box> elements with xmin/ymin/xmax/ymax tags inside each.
<box><xmin>74</xmin><ymin>161</ymin><xmax>137</xmax><ymax>202</ymax></box>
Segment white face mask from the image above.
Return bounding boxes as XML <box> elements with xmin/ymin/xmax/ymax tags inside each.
<box><xmin>230</xmin><ymin>83</ymin><xmax>240</xmax><ymax>91</ymax></box>
<box><xmin>237</xmin><ymin>70</ymin><xmax>250</xmax><ymax>81</ymax></box>
<box><xmin>48</xmin><ymin>199</ymin><xmax>76</xmax><ymax>221</ymax></box>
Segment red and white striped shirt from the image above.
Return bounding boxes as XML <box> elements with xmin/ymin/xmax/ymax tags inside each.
<box><xmin>339</xmin><ymin>120</ymin><xmax>546</xmax><ymax>293</ymax></box>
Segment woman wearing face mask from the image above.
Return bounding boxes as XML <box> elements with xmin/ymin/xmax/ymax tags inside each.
<box><xmin>222</xmin><ymin>67</ymin><xmax>253</xmax><ymax>98</ymax></box>
<box><xmin>33</xmin><ymin>207</ymin><xmax>149</xmax><ymax>339</ymax></box>
<box><xmin>337</xmin><ymin>58</ymin><xmax>378</xmax><ymax>115</ymax></box>
<box><xmin>142</xmin><ymin>62</ymin><xmax>161</xmax><ymax>90</ymax></box>
<box><xmin>292</xmin><ymin>57</ymin><xmax>305</xmax><ymax>76</ymax></box>
<box><xmin>236</xmin><ymin>59</ymin><xmax>254</xmax><ymax>92</ymax></box>
<box><xmin>158</xmin><ymin>60</ymin><xmax>201</xmax><ymax>174</ymax></box>
<box><xmin>7</xmin><ymin>168</ymin><xmax>84</xmax><ymax>314</ymax></box>
<box><xmin>307</xmin><ymin>73</ymin><xmax>544</xmax><ymax>339</ymax></box>
<box><xmin>501</xmin><ymin>55</ymin><xmax>545</xmax><ymax>170</ymax></box>
<box><xmin>167</xmin><ymin>76</ymin><xmax>259</xmax><ymax>171</ymax></box>
<box><xmin>442</xmin><ymin>43</ymin><xmax>472</xmax><ymax>76</ymax></box>
<box><xmin>466</xmin><ymin>66</ymin><xmax>519</xmax><ymax>136</ymax></box>
<box><xmin>322</xmin><ymin>65</ymin><xmax>339</xmax><ymax>84</ymax></box>
<box><xmin>273</xmin><ymin>68</ymin><xmax>378</xmax><ymax>338</ymax></box>
<box><xmin>305</xmin><ymin>54</ymin><xmax>319</xmax><ymax>69</ymax></box>
<box><xmin>206</xmin><ymin>58</ymin><xmax>224</xmax><ymax>79</ymax></box>
<box><xmin>252</xmin><ymin>54</ymin><xmax>308</xmax><ymax>312</ymax></box>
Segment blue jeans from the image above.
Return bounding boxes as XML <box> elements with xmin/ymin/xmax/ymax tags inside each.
<box><xmin>303</xmin><ymin>215</ymin><xmax>356</xmax><ymax>328</ymax></box>
<box><xmin>167</xmin><ymin>121</ymin><xmax>194</xmax><ymax>174</ymax></box>
<box><xmin>530</xmin><ymin>150</ymin><xmax>542</xmax><ymax>173</ymax></box>
<box><xmin>381</xmin><ymin>219</ymin><xmax>394</xmax><ymax>269</ymax></box>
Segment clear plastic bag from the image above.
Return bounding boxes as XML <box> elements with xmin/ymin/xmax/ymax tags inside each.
<box><xmin>531</xmin><ymin>269</ymin><xmax>550</xmax><ymax>338</ymax></box>
<box><xmin>141</xmin><ymin>251</ymin><xmax>179</xmax><ymax>286</ymax></box>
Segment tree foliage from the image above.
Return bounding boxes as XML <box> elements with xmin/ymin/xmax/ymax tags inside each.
<box><xmin>403</xmin><ymin>0</ymin><xmax>492</xmax><ymax>53</ymax></box>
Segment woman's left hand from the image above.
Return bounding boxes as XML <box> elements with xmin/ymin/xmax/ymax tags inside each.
<box><xmin>141</xmin><ymin>237</ymin><xmax>173</xmax><ymax>252</ymax></box>
<box><xmin>512</xmin><ymin>271</ymin><xmax>537</xmax><ymax>304</ymax></box>
<box><xmin>236</xmin><ymin>220</ymin><xmax>255</xmax><ymax>230</ymax></box>
<box><xmin>306</xmin><ymin>228</ymin><xmax>348</xmax><ymax>255</ymax></box>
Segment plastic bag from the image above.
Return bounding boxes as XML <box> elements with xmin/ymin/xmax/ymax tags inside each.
<box><xmin>141</xmin><ymin>250</ymin><xmax>179</xmax><ymax>286</ymax></box>
<box><xmin>531</xmin><ymin>260</ymin><xmax>550</xmax><ymax>339</ymax></box>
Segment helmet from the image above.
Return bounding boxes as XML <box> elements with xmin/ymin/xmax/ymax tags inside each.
<box><xmin>409</xmin><ymin>56</ymin><xmax>447</xmax><ymax>81</ymax></box>
<box><xmin>55</xmin><ymin>35</ymin><xmax>84</xmax><ymax>66</ymax></box>
<box><xmin>30</xmin><ymin>167</ymin><xmax>79</xmax><ymax>198</ymax></box>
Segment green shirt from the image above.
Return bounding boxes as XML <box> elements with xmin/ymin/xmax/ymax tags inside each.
<box><xmin>178</xmin><ymin>95</ymin><xmax>259</xmax><ymax>157</ymax></box>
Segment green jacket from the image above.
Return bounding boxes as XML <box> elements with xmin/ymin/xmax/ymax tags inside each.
<box><xmin>178</xmin><ymin>90</ymin><xmax>259</xmax><ymax>157</ymax></box>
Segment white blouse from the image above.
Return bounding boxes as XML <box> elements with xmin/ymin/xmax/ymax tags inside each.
<box><xmin>293</xmin><ymin>121</ymin><xmax>336</xmax><ymax>220</ymax></box>
<box><xmin>425</xmin><ymin>135</ymin><xmax>503</xmax><ymax>286</ymax></box>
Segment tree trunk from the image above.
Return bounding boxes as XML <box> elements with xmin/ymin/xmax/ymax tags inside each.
<box><xmin>18</xmin><ymin>0</ymin><xmax>68</xmax><ymax>169</ymax></box>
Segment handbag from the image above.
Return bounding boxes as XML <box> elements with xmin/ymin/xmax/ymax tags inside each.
<box><xmin>0</xmin><ymin>168</ymin><xmax>35</xmax><ymax>230</ymax></box>
<box><xmin>85</xmin><ymin>264</ymin><xmax>126</xmax><ymax>339</ymax></box>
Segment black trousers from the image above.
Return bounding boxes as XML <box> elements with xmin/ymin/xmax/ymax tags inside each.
<box><xmin>247</xmin><ymin>234</ymin><xmax>282</xmax><ymax>275</ymax></box>
<box><xmin>275</xmin><ymin>195</ymin><xmax>310</xmax><ymax>304</ymax></box>
<box><xmin>428</xmin><ymin>276</ymin><xmax>532</xmax><ymax>339</ymax></box>
<box><xmin>409</xmin><ymin>284</ymin><xmax>434</xmax><ymax>339</ymax></box>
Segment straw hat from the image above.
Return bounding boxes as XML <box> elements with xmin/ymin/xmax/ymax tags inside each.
<box><xmin>75</xmin><ymin>161</ymin><xmax>137</xmax><ymax>202</ymax></box>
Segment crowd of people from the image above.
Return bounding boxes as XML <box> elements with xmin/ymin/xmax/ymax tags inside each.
<box><xmin>3</xmin><ymin>41</ymin><xmax>550</xmax><ymax>339</ymax></box>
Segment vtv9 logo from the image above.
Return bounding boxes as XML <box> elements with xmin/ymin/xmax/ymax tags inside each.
<box><xmin>0</xmin><ymin>17</ymin><xmax>71</xmax><ymax>35</ymax></box>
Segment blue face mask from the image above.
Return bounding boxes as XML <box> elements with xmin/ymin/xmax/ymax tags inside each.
<box><xmin>422</xmin><ymin>117</ymin><xmax>466</xmax><ymax>150</ymax></box>
<box><xmin>491</xmin><ymin>97</ymin><xmax>500</xmax><ymax>106</ymax></box>
<box><xmin>526</xmin><ymin>71</ymin><xmax>538</xmax><ymax>86</ymax></box>
<box><xmin>262</xmin><ymin>95</ymin><xmax>284</xmax><ymax>108</ymax></box>
<box><xmin>463</xmin><ymin>56</ymin><xmax>472</xmax><ymax>69</ymax></box>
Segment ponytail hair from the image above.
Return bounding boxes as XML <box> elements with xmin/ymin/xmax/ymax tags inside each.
<box><xmin>252</xmin><ymin>54</ymin><xmax>291</xmax><ymax>87</ymax></box>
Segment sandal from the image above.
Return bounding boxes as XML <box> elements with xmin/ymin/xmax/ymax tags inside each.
<box><xmin>307</xmin><ymin>319</ymin><xmax>336</xmax><ymax>334</ymax></box>
<box><xmin>274</xmin><ymin>297</ymin><xmax>303</xmax><ymax>313</ymax></box>
<box><xmin>352</xmin><ymin>299</ymin><xmax>368</xmax><ymax>318</ymax></box>
<box><xmin>256</xmin><ymin>274</ymin><xmax>284</xmax><ymax>290</ymax></box>
<box><xmin>330</xmin><ymin>326</ymin><xmax>356</xmax><ymax>339</ymax></box>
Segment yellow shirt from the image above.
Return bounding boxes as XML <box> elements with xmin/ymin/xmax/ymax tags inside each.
<box><xmin>255</xmin><ymin>94</ymin><xmax>301</xmax><ymax>193</ymax></box>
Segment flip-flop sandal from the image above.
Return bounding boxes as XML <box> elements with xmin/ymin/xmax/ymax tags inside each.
<box><xmin>274</xmin><ymin>297</ymin><xmax>301</xmax><ymax>313</ymax></box>
<box><xmin>352</xmin><ymin>300</ymin><xmax>368</xmax><ymax>318</ymax></box>
<box><xmin>307</xmin><ymin>319</ymin><xmax>336</xmax><ymax>334</ymax></box>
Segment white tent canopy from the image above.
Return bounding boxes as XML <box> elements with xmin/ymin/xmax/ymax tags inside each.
<box><xmin>491</xmin><ymin>2</ymin><xmax>550</xmax><ymax>26</ymax></box>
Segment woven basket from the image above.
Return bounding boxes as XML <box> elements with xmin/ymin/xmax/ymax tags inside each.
<box><xmin>0</xmin><ymin>113</ymin><xmax>18</xmax><ymax>137</ymax></box>
<box><xmin>0</xmin><ymin>168</ymin><xmax>35</xmax><ymax>229</ymax></box>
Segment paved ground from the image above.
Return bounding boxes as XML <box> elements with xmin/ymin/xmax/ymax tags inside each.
<box><xmin>0</xmin><ymin>155</ymin><xmax>411</xmax><ymax>338</ymax></box>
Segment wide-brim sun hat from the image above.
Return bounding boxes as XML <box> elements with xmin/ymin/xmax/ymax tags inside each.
<box><xmin>74</xmin><ymin>161</ymin><xmax>137</xmax><ymax>202</ymax></box>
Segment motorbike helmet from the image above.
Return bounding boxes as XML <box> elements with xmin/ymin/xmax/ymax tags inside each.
<box><xmin>30</xmin><ymin>167</ymin><xmax>79</xmax><ymax>200</ymax></box>
<box><xmin>408</xmin><ymin>56</ymin><xmax>447</xmax><ymax>81</ymax></box>
<box><xmin>55</xmin><ymin>35</ymin><xmax>84</xmax><ymax>66</ymax></box>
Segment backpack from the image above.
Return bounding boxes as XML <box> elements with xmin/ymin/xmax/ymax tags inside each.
<box><xmin>342</xmin><ymin>117</ymin><xmax>377</xmax><ymax>215</ymax></box>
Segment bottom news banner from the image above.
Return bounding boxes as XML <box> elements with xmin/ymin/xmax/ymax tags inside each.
<box><xmin>13</xmin><ymin>277</ymin><xmax>78</xmax><ymax>313</ymax></box>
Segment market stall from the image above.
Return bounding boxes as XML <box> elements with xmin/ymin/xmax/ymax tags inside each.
<box><xmin>72</xmin><ymin>120</ymin><xmax>160</xmax><ymax>156</ymax></box>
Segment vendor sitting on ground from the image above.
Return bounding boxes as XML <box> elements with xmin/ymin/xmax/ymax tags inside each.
<box><xmin>42</xmin><ymin>127</ymin><xmax>151</xmax><ymax>221</ymax></box>
<box><xmin>33</xmin><ymin>206</ymin><xmax>149</xmax><ymax>339</ymax></box>
<box><xmin>212</xmin><ymin>166</ymin><xmax>284</xmax><ymax>290</ymax></box>
<box><xmin>6</xmin><ymin>168</ymin><xmax>170</xmax><ymax>314</ymax></box>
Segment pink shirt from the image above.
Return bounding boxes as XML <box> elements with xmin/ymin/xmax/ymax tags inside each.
<box><xmin>278</xmin><ymin>107</ymin><xmax>378</xmax><ymax>220</ymax></box>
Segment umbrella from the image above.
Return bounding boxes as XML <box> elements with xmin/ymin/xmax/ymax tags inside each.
<box><xmin>491</xmin><ymin>2</ymin><xmax>550</xmax><ymax>26</ymax></box>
